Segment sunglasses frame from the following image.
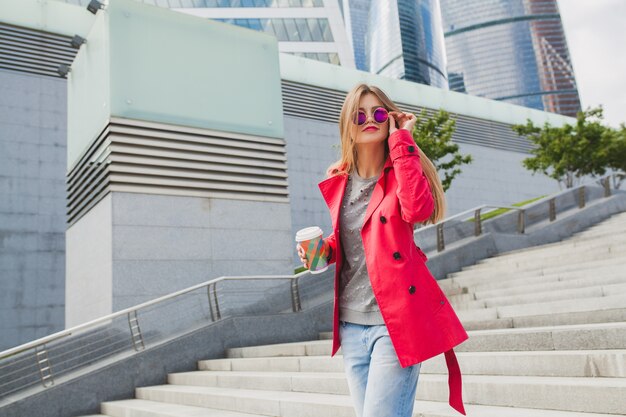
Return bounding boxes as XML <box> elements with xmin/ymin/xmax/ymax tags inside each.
<box><xmin>354</xmin><ymin>107</ymin><xmax>389</xmax><ymax>126</ymax></box>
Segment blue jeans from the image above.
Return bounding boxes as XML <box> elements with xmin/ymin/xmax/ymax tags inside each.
<box><xmin>339</xmin><ymin>321</ymin><xmax>421</xmax><ymax>417</ymax></box>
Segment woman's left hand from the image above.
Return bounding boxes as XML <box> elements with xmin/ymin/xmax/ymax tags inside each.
<box><xmin>389</xmin><ymin>111</ymin><xmax>416</xmax><ymax>135</ymax></box>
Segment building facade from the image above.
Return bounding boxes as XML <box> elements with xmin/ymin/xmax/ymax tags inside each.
<box><xmin>60</xmin><ymin>0</ymin><xmax>355</xmax><ymax>67</ymax></box>
<box><xmin>440</xmin><ymin>0</ymin><xmax>582</xmax><ymax>117</ymax></box>
<box><xmin>1</xmin><ymin>0</ymin><xmax>575</xmax><ymax>350</ymax></box>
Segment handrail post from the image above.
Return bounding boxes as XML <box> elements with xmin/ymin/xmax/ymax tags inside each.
<box><xmin>208</xmin><ymin>282</ymin><xmax>221</xmax><ymax>321</ymax></box>
<box><xmin>128</xmin><ymin>311</ymin><xmax>145</xmax><ymax>352</ymax></box>
<box><xmin>436</xmin><ymin>223</ymin><xmax>445</xmax><ymax>252</ymax></box>
<box><xmin>549</xmin><ymin>198</ymin><xmax>556</xmax><ymax>222</ymax></box>
<box><xmin>474</xmin><ymin>208</ymin><xmax>482</xmax><ymax>236</ymax></box>
<box><xmin>518</xmin><ymin>209</ymin><xmax>525</xmax><ymax>234</ymax></box>
<box><xmin>35</xmin><ymin>345</ymin><xmax>54</xmax><ymax>388</ymax></box>
<box><xmin>291</xmin><ymin>277</ymin><xmax>302</xmax><ymax>312</ymax></box>
<box><xmin>577</xmin><ymin>186</ymin><xmax>586</xmax><ymax>208</ymax></box>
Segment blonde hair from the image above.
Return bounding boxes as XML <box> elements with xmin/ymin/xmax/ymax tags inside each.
<box><xmin>326</xmin><ymin>83</ymin><xmax>446</xmax><ymax>224</ymax></box>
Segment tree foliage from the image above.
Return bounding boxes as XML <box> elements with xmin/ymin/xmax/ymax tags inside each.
<box><xmin>410</xmin><ymin>109</ymin><xmax>473</xmax><ymax>192</ymax></box>
<box><xmin>513</xmin><ymin>106</ymin><xmax>623</xmax><ymax>189</ymax></box>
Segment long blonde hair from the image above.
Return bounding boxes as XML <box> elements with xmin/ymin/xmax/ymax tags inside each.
<box><xmin>326</xmin><ymin>83</ymin><xmax>446</xmax><ymax>224</ymax></box>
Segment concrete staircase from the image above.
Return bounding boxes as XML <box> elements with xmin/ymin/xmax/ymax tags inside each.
<box><xmin>86</xmin><ymin>212</ymin><xmax>626</xmax><ymax>417</ymax></box>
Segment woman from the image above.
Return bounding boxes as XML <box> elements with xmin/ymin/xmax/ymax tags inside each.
<box><xmin>296</xmin><ymin>83</ymin><xmax>468</xmax><ymax>417</ymax></box>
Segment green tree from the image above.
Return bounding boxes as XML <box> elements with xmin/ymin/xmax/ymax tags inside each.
<box><xmin>513</xmin><ymin>106</ymin><xmax>619</xmax><ymax>188</ymax></box>
<box><xmin>606</xmin><ymin>123</ymin><xmax>626</xmax><ymax>189</ymax></box>
<box><xmin>410</xmin><ymin>109</ymin><xmax>473</xmax><ymax>192</ymax></box>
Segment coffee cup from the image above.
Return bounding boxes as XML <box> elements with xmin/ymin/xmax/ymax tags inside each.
<box><xmin>295</xmin><ymin>226</ymin><xmax>330</xmax><ymax>274</ymax></box>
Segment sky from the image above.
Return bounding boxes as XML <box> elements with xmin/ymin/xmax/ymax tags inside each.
<box><xmin>557</xmin><ymin>0</ymin><xmax>626</xmax><ymax>128</ymax></box>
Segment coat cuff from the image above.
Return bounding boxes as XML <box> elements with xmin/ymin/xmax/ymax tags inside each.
<box><xmin>389</xmin><ymin>129</ymin><xmax>419</xmax><ymax>162</ymax></box>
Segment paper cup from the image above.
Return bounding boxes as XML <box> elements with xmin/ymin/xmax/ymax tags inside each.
<box><xmin>295</xmin><ymin>226</ymin><xmax>330</xmax><ymax>274</ymax></box>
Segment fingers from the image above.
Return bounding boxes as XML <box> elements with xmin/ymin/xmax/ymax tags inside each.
<box><xmin>295</xmin><ymin>244</ymin><xmax>309</xmax><ymax>268</ymax></box>
<box><xmin>389</xmin><ymin>111</ymin><xmax>415</xmax><ymax>131</ymax></box>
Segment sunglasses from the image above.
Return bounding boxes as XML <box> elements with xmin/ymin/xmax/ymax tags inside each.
<box><xmin>354</xmin><ymin>107</ymin><xmax>389</xmax><ymax>125</ymax></box>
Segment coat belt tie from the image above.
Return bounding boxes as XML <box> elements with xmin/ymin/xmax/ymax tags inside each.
<box><xmin>444</xmin><ymin>348</ymin><xmax>466</xmax><ymax>415</ymax></box>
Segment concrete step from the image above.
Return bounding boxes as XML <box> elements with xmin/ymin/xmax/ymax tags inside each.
<box><xmin>441</xmin><ymin>250</ymin><xmax>626</xmax><ymax>286</ymax></box>
<box><xmin>475</xmin><ymin>283</ymin><xmax>626</xmax><ymax>309</ymax></box>
<box><xmin>466</xmin><ymin>236</ymin><xmax>626</xmax><ymax>263</ymax></box>
<box><xmin>102</xmin><ymin>398</ymin><xmax>267</xmax><ymax>416</ymax></box>
<box><xmin>468</xmin><ymin>266</ymin><xmax>625</xmax><ymax>297</ymax></box>
<box><xmin>227</xmin><ymin>340</ymin><xmax>334</xmax><ymax>359</ymax></box>
<box><xmin>571</xmin><ymin>226</ymin><xmax>626</xmax><ymax>240</ymax></box>
<box><xmin>458</xmin><ymin>322</ymin><xmax>626</xmax><ymax>352</ymax></box>
<box><xmin>450</xmin><ymin>280</ymin><xmax>626</xmax><ymax>310</ymax></box>
<box><xmin>319</xmin><ymin>331</ymin><xmax>332</xmax><ymax>340</ymax></box>
<box><xmin>476</xmin><ymin>229</ymin><xmax>626</xmax><ymax>260</ymax></box>
<box><xmin>462</xmin><ymin>307</ymin><xmax>626</xmax><ymax>331</ymax></box>
<box><xmin>198</xmin><ymin>350</ymin><xmax>626</xmax><ymax>378</ymax></box>
<box><xmin>471</xmin><ymin>237</ymin><xmax>626</xmax><ymax>267</ymax></box>
<box><xmin>136</xmin><ymin>374</ymin><xmax>626</xmax><ymax>415</ymax></box>
<box><xmin>108</xmin><ymin>385</ymin><xmax>624</xmax><ymax>417</ymax></box>
<box><xmin>465</xmin><ymin>252</ymin><xmax>626</xmax><ymax>277</ymax></box>
<box><xmin>437</xmin><ymin>258</ymin><xmax>626</xmax><ymax>292</ymax></box>
<box><xmin>230</xmin><ymin>323</ymin><xmax>626</xmax><ymax>357</ymax></box>
<box><xmin>444</xmin><ymin>260</ymin><xmax>626</xmax><ymax>291</ymax></box>
<box><xmin>456</xmin><ymin>293</ymin><xmax>626</xmax><ymax>322</ymax></box>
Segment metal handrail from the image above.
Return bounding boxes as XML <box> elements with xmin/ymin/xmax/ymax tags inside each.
<box><xmin>415</xmin><ymin>171</ymin><xmax>625</xmax><ymax>252</ymax></box>
<box><xmin>0</xmin><ymin>273</ymin><xmax>307</xmax><ymax>361</ymax></box>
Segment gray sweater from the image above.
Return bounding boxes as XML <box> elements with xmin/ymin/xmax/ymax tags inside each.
<box><xmin>338</xmin><ymin>169</ymin><xmax>385</xmax><ymax>325</ymax></box>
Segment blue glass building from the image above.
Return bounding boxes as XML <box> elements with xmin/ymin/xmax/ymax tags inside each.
<box><xmin>365</xmin><ymin>0</ymin><xmax>448</xmax><ymax>88</ymax></box>
<box><xmin>440</xmin><ymin>0</ymin><xmax>581</xmax><ymax>117</ymax></box>
<box><xmin>343</xmin><ymin>0</ymin><xmax>371</xmax><ymax>71</ymax></box>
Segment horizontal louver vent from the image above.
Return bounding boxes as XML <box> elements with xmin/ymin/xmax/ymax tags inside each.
<box><xmin>67</xmin><ymin>118</ymin><xmax>289</xmax><ymax>225</ymax></box>
<box><xmin>281</xmin><ymin>79</ymin><xmax>533</xmax><ymax>153</ymax></box>
<box><xmin>0</xmin><ymin>22</ymin><xmax>77</xmax><ymax>78</ymax></box>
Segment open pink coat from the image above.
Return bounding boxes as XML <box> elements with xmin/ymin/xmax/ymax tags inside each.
<box><xmin>318</xmin><ymin>128</ymin><xmax>469</xmax><ymax>415</ymax></box>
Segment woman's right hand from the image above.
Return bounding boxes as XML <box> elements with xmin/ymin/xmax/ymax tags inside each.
<box><xmin>296</xmin><ymin>243</ymin><xmax>309</xmax><ymax>269</ymax></box>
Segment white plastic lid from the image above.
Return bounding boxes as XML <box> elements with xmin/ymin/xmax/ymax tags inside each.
<box><xmin>295</xmin><ymin>226</ymin><xmax>323</xmax><ymax>242</ymax></box>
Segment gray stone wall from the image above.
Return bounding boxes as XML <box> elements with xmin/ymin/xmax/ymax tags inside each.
<box><xmin>0</xmin><ymin>69</ymin><xmax>66</xmax><ymax>350</ymax></box>
<box><xmin>110</xmin><ymin>193</ymin><xmax>294</xmax><ymax>311</ymax></box>
<box><xmin>65</xmin><ymin>191</ymin><xmax>294</xmax><ymax>326</ymax></box>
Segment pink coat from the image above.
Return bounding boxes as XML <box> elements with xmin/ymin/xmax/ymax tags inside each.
<box><xmin>318</xmin><ymin>129</ymin><xmax>469</xmax><ymax>415</ymax></box>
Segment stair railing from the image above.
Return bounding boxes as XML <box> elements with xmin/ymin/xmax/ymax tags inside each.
<box><xmin>415</xmin><ymin>171</ymin><xmax>625</xmax><ymax>253</ymax></box>
<box><xmin>0</xmin><ymin>271</ymin><xmax>333</xmax><ymax>399</ymax></box>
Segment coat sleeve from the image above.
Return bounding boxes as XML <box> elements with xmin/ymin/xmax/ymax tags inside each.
<box><xmin>323</xmin><ymin>231</ymin><xmax>337</xmax><ymax>265</ymax></box>
<box><xmin>388</xmin><ymin>129</ymin><xmax>435</xmax><ymax>224</ymax></box>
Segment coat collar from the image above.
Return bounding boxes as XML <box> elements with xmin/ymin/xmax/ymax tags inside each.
<box><xmin>318</xmin><ymin>154</ymin><xmax>393</xmax><ymax>229</ymax></box>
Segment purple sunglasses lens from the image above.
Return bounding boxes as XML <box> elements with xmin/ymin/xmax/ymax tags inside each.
<box><xmin>355</xmin><ymin>108</ymin><xmax>388</xmax><ymax>125</ymax></box>
<box><xmin>374</xmin><ymin>108</ymin><xmax>389</xmax><ymax>123</ymax></box>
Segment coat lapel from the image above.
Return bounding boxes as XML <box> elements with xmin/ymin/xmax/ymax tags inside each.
<box><xmin>362</xmin><ymin>155</ymin><xmax>393</xmax><ymax>228</ymax></box>
<box><xmin>318</xmin><ymin>155</ymin><xmax>394</xmax><ymax>231</ymax></box>
<box><xmin>318</xmin><ymin>173</ymin><xmax>348</xmax><ymax>231</ymax></box>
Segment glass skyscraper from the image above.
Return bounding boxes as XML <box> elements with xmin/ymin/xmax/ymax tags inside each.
<box><xmin>440</xmin><ymin>0</ymin><xmax>581</xmax><ymax>117</ymax></box>
<box><xmin>59</xmin><ymin>0</ymin><xmax>354</xmax><ymax>67</ymax></box>
<box><xmin>364</xmin><ymin>0</ymin><xmax>447</xmax><ymax>88</ymax></box>
<box><xmin>343</xmin><ymin>0</ymin><xmax>371</xmax><ymax>71</ymax></box>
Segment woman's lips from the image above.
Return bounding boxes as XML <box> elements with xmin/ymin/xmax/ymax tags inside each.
<box><xmin>364</xmin><ymin>127</ymin><xmax>378</xmax><ymax>132</ymax></box>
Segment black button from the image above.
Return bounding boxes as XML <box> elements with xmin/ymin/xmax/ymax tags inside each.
<box><xmin>408</xmin><ymin>285</ymin><xmax>416</xmax><ymax>294</ymax></box>
<box><xmin>440</xmin><ymin>300</ymin><xmax>445</xmax><ymax>305</ymax></box>
<box><xmin>408</xmin><ymin>145</ymin><xmax>415</xmax><ymax>153</ymax></box>
<box><xmin>393</xmin><ymin>251</ymin><xmax>401</xmax><ymax>260</ymax></box>
<box><xmin>380</xmin><ymin>215</ymin><xmax>387</xmax><ymax>224</ymax></box>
